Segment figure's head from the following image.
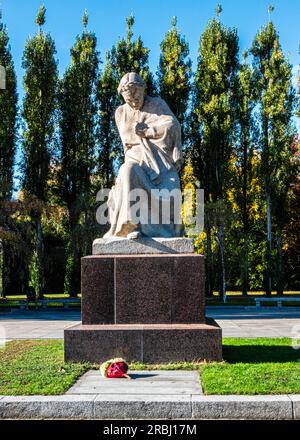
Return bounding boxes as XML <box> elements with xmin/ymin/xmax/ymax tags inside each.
<box><xmin>118</xmin><ymin>72</ymin><xmax>146</xmax><ymax>110</ymax></box>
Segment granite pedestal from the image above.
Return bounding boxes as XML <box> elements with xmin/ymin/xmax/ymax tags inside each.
<box><xmin>64</xmin><ymin>239</ymin><xmax>222</xmax><ymax>363</ymax></box>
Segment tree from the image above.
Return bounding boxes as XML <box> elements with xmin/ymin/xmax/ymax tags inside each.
<box><xmin>190</xmin><ymin>7</ymin><xmax>239</xmax><ymax>298</ymax></box>
<box><xmin>157</xmin><ymin>17</ymin><xmax>192</xmax><ymax>143</ymax></box>
<box><xmin>111</xmin><ymin>15</ymin><xmax>155</xmax><ymax>95</ymax></box>
<box><xmin>0</xmin><ymin>11</ymin><xmax>18</xmax><ymax>298</ymax></box>
<box><xmin>96</xmin><ymin>51</ymin><xmax>120</xmax><ymax>187</ymax></box>
<box><xmin>232</xmin><ymin>55</ymin><xmax>257</xmax><ymax>295</ymax></box>
<box><xmin>21</xmin><ymin>5</ymin><xmax>58</xmax><ymax>296</ymax></box>
<box><xmin>0</xmin><ymin>11</ymin><xmax>18</xmax><ymax>202</ymax></box>
<box><xmin>58</xmin><ymin>11</ymin><xmax>99</xmax><ymax>296</ymax></box>
<box><xmin>250</xmin><ymin>15</ymin><xmax>296</xmax><ymax>295</ymax></box>
<box><xmin>284</xmin><ymin>163</ymin><xmax>300</xmax><ymax>290</ymax></box>
<box><xmin>101</xmin><ymin>14</ymin><xmax>156</xmax><ymax>183</ymax></box>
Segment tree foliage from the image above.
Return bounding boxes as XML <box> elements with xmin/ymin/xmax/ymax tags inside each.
<box><xmin>21</xmin><ymin>6</ymin><xmax>58</xmax><ymax>296</ymax></box>
<box><xmin>0</xmin><ymin>11</ymin><xmax>18</xmax><ymax>202</ymax></box>
<box><xmin>157</xmin><ymin>16</ymin><xmax>192</xmax><ymax>141</ymax></box>
<box><xmin>111</xmin><ymin>15</ymin><xmax>155</xmax><ymax>95</ymax></box>
<box><xmin>191</xmin><ymin>15</ymin><xmax>239</xmax><ymax>297</ymax></box>
<box><xmin>251</xmin><ymin>21</ymin><xmax>296</xmax><ymax>293</ymax></box>
<box><xmin>58</xmin><ymin>11</ymin><xmax>99</xmax><ymax>295</ymax></box>
<box><xmin>96</xmin><ymin>51</ymin><xmax>120</xmax><ymax>187</ymax></box>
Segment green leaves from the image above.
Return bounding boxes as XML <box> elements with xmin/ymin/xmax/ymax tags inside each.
<box><xmin>0</xmin><ymin>14</ymin><xmax>17</xmax><ymax>201</ymax></box>
<box><xmin>21</xmin><ymin>27</ymin><xmax>58</xmax><ymax>200</ymax></box>
<box><xmin>216</xmin><ymin>3</ymin><xmax>223</xmax><ymax>18</ymax></box>
<box><xmin>193</xmin><ymin>17</ymin><xmax>239</xmax><ymax>200</ymax></box>
<box><xmin>111</xmin><ymin>15</ymin><xmax>155</xmax><ymax>95</ymax></box>
<box><xmin>58</xmin><ymin>17</ymin><xmax>99</xmax><ymax>295</ymax></box>
<box><xmin>35</xmin><ymin>5</ymin><xmax>46</xmax><ymax>28</ymax></box>
<box><xmin>82</xmin><ymin>9</ymin><xmax>88</xmax><ymax>31</ymax></box>
<box><xmin>158</xmin><ymin>17</ymin><xmax>192</xmax><ymax>139</ymax></box>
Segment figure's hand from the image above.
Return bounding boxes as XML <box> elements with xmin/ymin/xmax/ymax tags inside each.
<box><xmin>134</xmin><ymin>122</ymin><xmax>148</xmax><ymax>138</ymax></box>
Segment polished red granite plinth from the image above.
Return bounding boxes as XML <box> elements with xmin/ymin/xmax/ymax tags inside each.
<box><xmin>64</xmin><ymin>320</ymin><xmax>222</xmax><ymax>363</ymax></box>
<box><xmin>64</xmin><ymin>253</ymin><xmax>222</xmax><ymax>363</ymax></box>
<box><xmin>81</xmin><ymin>254</ymin><xmax>205</xmax><ymax>325</ymax></box>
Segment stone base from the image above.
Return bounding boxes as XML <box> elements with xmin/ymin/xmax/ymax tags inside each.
<box><xmin>93</xmin><ymin>237</ymin><xmax>194</xmax><ymax>255</ymax></box>
<box><xmin>64</xmin><ymin>319</ymin><xmax>222</xmax><ymax>364</ymax></box>
<box><xmin>81</xmin><ymin>254</ymin><xmax>205</xmax><ymax>325</ymax></box>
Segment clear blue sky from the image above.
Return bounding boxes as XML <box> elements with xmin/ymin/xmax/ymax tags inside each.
<box><xmin>1</xmin><ymin>0</ymin><xmax>300</xmax><ymax>188</ymax></box>
<box><xmin>0</xmin><ymin>0</ymin><xmax>300</xmax><ymax>192</ymax></box>
<box><xmin>2</xmin><ymin>0</ymin><xmax>300</xmax><ymax>90</ymax></box>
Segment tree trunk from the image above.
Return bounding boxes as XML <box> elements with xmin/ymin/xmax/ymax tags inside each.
<box><xmin>36</xmin><ymin>214</ymin><xmax>44</xmax><ymax>298</ymax></box>
<box><xmin>65</xmin><ymin>209</ymin><xmax>80</xmax><ymax>298</ymax></box>
<box><xmin>69</xmin><ymin>235</ymin><xmax>79</xmax><ymax>298</ymax></box>
<box><xmin>205</xmin><ymin>226</ymin><xmax>213</xmax><ymax>297</ymax></box>
<box><xmin>242</xmin><ymin>133</ymin><xmax>249</xmax><ymax>296</ymax></box>
<box><xmin>276</xmin><ymin>225</ymin><xmax>284</xmax><ymax>295</ymax></box>
<box><xmin>0</xmin><ymin>240</ymin><xmax>4</xmax><ymax>299</ymax></box>
<box><xmin>242</xmin><ymin>235</ymin><xmax>248</xmax><ymax>296</ymax></box>
<box><xmin>218</xmin><ymin>224</ymin><xmax>226</xmax><ymax>302</ymax></box>
<box><xmin>266</xmin><ymin>191</ymin><xmax>272</xmax><ymax>296</ymax></box>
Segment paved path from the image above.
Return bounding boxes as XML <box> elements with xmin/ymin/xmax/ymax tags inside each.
<box><xmin>0</xmin><ymin>307</ymin><xmax>300</xmax><ymax>340</ymax></box>
<box><xmin>207</xmin><ymin>306</ymin><xmax>300</xmax><ymax>338</ymax></box>
<box><xmin>67</xmin><ymin>370</ymin><xmax>203</xmax><ymax>395</ymax></box>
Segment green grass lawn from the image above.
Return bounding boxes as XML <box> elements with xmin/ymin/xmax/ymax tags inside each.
<box><xmin>0</xmin><ymin>340</ymin><xmax>89</xmax><ymax>395</ymax></box>
<box><xmin>201</xmin><ymin>338</ymin><xmax>300</xmax><ymax>395</ymax></box>
<box><xmin>0</xmin><ymin>294</ymin><xmax>81</xmax><ymax>309</ymax></box>
<box><xmin>207</xmin><ymin>291</ymin><xmax>300</xmax><ymax>306</ymax></box>
<box><xmin>0</xmin><ymin>338</ymin><xmax>299</xmax><ymax>395</ymax></box>
<box><xmin>2</xmin><ymin>292</ymin><xmax>300</xmax><ymax>309</ymax></box>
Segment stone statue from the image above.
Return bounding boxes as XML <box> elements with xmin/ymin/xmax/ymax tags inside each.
<box><xmin>104</xmin><ymin>72</ymin><xmax>184</xmax><ymax>239</ymax></box>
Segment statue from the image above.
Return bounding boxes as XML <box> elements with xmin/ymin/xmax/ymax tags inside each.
<box><xmin>104</xmin><ymin>72</ymin><xmax>184</xmax><ymax>239</ymax></box>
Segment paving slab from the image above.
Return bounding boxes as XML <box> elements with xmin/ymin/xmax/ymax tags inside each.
<box><xmin>0</xmin><ymin>395</ymin><xmax>96</xmax><ymax>419</ymax></box>
<box><xmin>192</xmin><ymin>395</ymin><xmax>293</xmax><ymax>420</ymax></box>
<box><xmin>93</xmin><ymin>394</ymin><xmax>192</xmax><ymax>419</ymax></box>
<box><xmin>66</xmin><ymin>370</ymin><xmax>203</xmax><ymax>395</ymax></box>
<box><xmin>290</xmin><ymin>395</ymin><xmax>300</xmax><ymax>419</ymax></box>
<box><xmin>1</xmin><ymin>308</ymin><xmax>300</xmax><ymax>339</ymax></box>
<box><xmin>0</xmin><ymin>393</ymin><xmax>299</xmax><ymax>419</ymax></box>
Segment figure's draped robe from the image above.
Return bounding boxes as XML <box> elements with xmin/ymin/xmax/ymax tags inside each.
<box><xmin>104</xmin><ymin>96</ymin><xmax>184</xmax><ymax>238</ymax></box>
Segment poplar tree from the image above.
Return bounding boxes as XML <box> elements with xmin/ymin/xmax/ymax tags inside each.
<box><xmin>96</xmin><ymin>51</ymin><xmax>120</xmax><ymax>187</ymax></box>
<box><xmin>191</xmin><ymin>5</ymin><xmax>239</xmax><ymax>298</ymax></box>
<box><xmin>58</xmin><ymin>11</ymin><xmax>99</xmax><ymax>296</ymax></box>
<box><xmin>21</xmin><ymin>5</ymin><xmax>58</xmax><ymax>296</ymax></box>
<box><xmin>102</xmin><ymin>15</ymin><xmax>155</xmax><ymax>175</ymax></box>
<box><xmin>233</xmin><ymin>56</ymin><xmax>257</xmax><ymax>295</ymax></box>
<box><xmin>157</xmin><ymin>17</ymin><xmax>192</xmax><ymax>142</ymax></box>
<box><xmin>250</xmin><ymin>10</ymin><xmax>296</xmax><ymax>295</ymax></box>
<box><xmin>0</xmin><ymin>11</ymin><xmax>17</xmax><ymax>202</ymax></box>
<box><xmin>111</xmin><ymin>15</ymin><xmax>155</xmax><ymax>94</ymax></box>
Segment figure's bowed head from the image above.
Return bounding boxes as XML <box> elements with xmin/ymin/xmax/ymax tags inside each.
<box><xmin>118</xmin><ymin>72</ymin><xmax>146</xmax><ymax>110</ymax></box>
<box><xmin>118</xmin><ymin>72</ymin><xmax>148</xmax><ymax>137</ymax></box>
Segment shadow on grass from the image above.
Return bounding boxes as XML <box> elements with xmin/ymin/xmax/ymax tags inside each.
<box><xmin>223</xmin><ymin>344</ymin><xmax>300</xmax><ymax>364</ymax></box>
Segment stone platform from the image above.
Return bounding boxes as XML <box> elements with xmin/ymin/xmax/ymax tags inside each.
<box><xmin>81</xmin><ymin>254</ymin><xmax>205</xmax><ymax>325</ymax></box>
<box><xmin>64</xmin><ymin>247</ymin><xmax>222</xmax><ymax>364</ymax></box>
<box><xmin>93</xmin><ymin>237</ymin><xmax>194</xmax><ymax>255</ymax></box>
<box><xmin>64</xmin><ymin>320</ymin><xmax>222</xmax><ymax>363</ymax></box>
<box><xmin>66</xmin><ymin>370</ymin><xmax>203</xmax><ymax>395</ymax></box>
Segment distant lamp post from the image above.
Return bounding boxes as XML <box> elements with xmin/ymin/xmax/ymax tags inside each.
<box><xmin>0</xmin><ymin>65</ymin><xmax>6</xmax><ymax>90</ymax></box>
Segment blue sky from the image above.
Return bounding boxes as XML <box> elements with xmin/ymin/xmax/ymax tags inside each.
<box><xmin>1</xmin><ymin>0</ymin><xmax>300</xmax><ymax>187</ymax></box>
<box><xmin>2</xmin><ymin>0</ymin><xmax>300</xmax><ymax>90</ymax></box>
<box><xmin>0</xmin><ymin>0</ymin><xmax>300</xmax><ymax>192</ymax></box>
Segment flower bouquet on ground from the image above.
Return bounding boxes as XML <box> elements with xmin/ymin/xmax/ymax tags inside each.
<box><xmin>100</xmin><ymin>358</ymin><xmax>131</xmax><ymax>379</ymax></box>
